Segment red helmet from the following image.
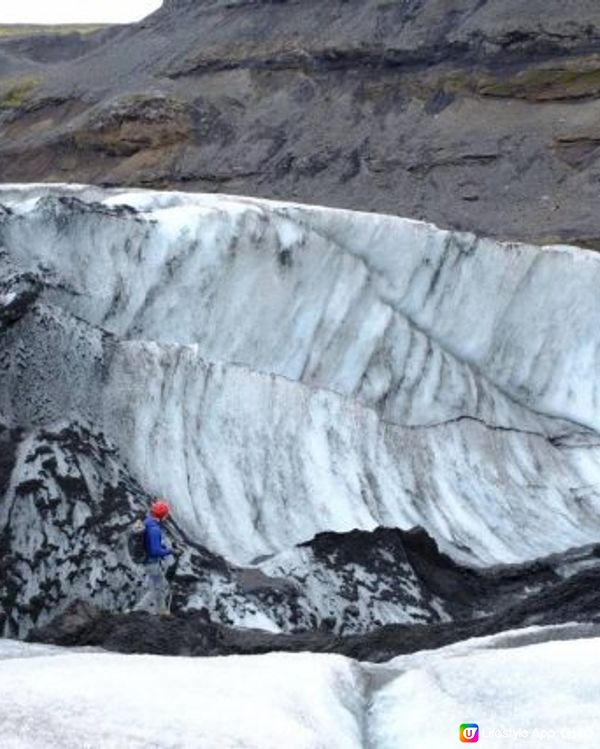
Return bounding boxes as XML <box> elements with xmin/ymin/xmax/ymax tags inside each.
<box><xmin>151</xmin><ymin>500</ymin><xmax>170</xmax><ymax>520</ymax></box>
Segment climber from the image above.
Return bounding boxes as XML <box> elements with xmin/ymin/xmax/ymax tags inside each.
<box><xmin>136</xmin><ymin>499</ymin><xmax>174</xmax><ymax>617</ymax></box>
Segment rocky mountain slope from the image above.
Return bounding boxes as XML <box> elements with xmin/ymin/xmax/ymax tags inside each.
<box><xmin>3</xmin><ymin>1</ymin><xmax>600</xmax><ymax>245</ymax></box>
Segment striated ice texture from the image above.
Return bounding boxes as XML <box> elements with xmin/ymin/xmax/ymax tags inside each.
<box><xmin>2</xmin><ymin>184</ymin><xmax>600</xmax><ymax>570</ymax></box>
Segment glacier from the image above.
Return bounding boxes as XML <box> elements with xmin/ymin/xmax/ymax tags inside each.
<box><xmin>2</xmin><ymin>184</ymin><xmax>600</xmax><ymax>636</ymax></box>
<box><xmin>1</xmin><ymin>626</ymin><xmax>599</xmax><ymax>749</ymax></box>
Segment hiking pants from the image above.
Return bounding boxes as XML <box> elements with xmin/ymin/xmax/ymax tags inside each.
<box><xmin>137</xmin><ymin>560</ymin><xmax>170</xmax><ymax>613</ymax></box>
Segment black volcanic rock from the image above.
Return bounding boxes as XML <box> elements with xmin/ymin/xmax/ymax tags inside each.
<box><xmin>29</xmin><ymin>600</ymin><xmax>339</xmax><ymax>657</ymax></box>
<box><xmin>30</xmin><ymin>562</ymin><xmax>600</xmax><ymax>661</ymax></box>
<box><xmin>3</xmin><ymin>1</ymin><xmax>600</xmax><ymax>244</ymax></box>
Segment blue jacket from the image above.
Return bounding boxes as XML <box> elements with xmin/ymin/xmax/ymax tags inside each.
<box><xmin>144</xmin><ymin>517</ymin><xmax>173</xmax><ymax>562</ymax></box>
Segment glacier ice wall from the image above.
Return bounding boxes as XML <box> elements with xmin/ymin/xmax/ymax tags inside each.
<box><xmin>1</xmin><ymin>184</ymin><xmax>600</xmax><ymax>567</ymax></box>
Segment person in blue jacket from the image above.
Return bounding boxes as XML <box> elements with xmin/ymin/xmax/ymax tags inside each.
<box><xmin>138</xmin><ymin>499</ymin><xmax>174</xmax><ymax>616</ymax></box>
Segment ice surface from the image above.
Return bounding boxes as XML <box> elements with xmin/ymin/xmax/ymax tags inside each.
<box><xmin>0</xmin><ymin>646</ymin><xmax>365</xmax><ymax>749</ymax></box>
<box><xmin>0</xmin><ymin>291</ymin><xmax>16</xmax><ymax>307</ymax></box>
<box><xmin>371</xmin><ymin>634</ymin><xmax>600</xmax><ymax>748</ymax></box>
<box><xmin>1</xmin><ymin>628</ymin><xmax>599</xmax><ymax>749</ymax></box>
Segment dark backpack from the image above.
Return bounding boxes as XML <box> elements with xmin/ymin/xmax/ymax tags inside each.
<box><xmin>128</xmin><ymin>519</ymin><xmax>147</xmax><ymax>564</ymax></box>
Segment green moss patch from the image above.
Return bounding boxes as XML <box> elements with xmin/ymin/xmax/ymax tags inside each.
<box><xmin>433</xmin><ymin>57</ymin><xmax>600</xmax><ymax>102</ymax></box>
<box><xmin>476</xmin><ymin>66</ymin><xmax>600</xmax><ymax>100</ymax></box>
<box><xmin>0</xmin><ymin>24</ymin><xmax>110</xmax><ymax>39</ymax></box>
<box><xmin>0</xmin><ymin>76</ymin><xmax>42</xmax><ymax>109</ymax></box>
